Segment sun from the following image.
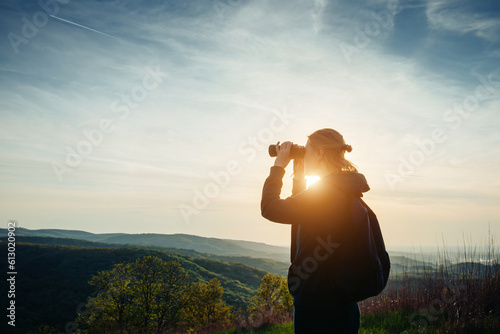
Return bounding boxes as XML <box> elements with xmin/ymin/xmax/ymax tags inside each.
<box><xmin>306</xmin><ymin>175</ymin><xmax>321</xmax><ymax>188</ymax></box>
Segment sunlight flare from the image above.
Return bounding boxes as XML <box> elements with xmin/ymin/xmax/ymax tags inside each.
<box><xmin>306</xmin><ymin>175</ymin><xmax>321</xmax><ymax>188</ymax></box>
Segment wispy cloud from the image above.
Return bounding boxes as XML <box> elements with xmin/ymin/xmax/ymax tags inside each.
<box><xmin>426</xmin><ymin>0</ymin><xmax>500</xmax><ymax>41</ymax></box>
<box><xmin>49</xmin><ymin>15</ymin><xmax>125</xmax><ymax>42</ymax></box>
<box><xmin>312</xmin><ymin>0</ymin><xmax>328</xmax><ymax>33</ymax></box>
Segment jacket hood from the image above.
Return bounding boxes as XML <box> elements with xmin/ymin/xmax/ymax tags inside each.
<box><xmin>320</xmin><ymin>171</ymin><xmax>370</xmax><ymax>196</ymax></box>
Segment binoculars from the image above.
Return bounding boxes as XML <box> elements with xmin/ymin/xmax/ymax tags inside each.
<box><xmin>268</xmin><ymin>143</ymin><xmax>306</xmax><ymax>159</ymax></box>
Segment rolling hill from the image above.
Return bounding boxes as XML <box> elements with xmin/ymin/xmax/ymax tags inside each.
<box><xmin>12</xmin><ymin>235</ymin><xmax>290</xmax><ymax>276</ymax></box>
<box><xmin>0</xmin><ymin>227</ymin><xmax>290</xmax><ymax>262</ymax></box>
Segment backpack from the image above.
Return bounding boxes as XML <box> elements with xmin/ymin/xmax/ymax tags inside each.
<box><xmin>327</xmin><ymin>194</ymin><xmax>391</xmax><ymax>303</ymax></box>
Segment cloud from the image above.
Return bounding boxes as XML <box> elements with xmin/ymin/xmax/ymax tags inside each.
<box><xmin>312</xmin><ymin>0</ymin><xmax>328</xmax><ymax>33</ymax></box>
<box><xmin>426</xmin><ymin>0</ymin><xmax>500</xmax><ymax>41</ymax></box>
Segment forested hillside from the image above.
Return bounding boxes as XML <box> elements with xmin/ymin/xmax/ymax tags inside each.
<box><xmin>12</xmin><ymin>235</ymin><xmax>290</xmax><ymax>275</ymax></box>
<box><xmin>0</xmin><ymin>241</ymin><xmax>268</xmax><ymax>333</ymax></box>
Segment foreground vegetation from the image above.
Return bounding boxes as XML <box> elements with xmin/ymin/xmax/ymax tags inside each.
<box><xmin>2</xmin><ymin>236</ymin><xmax>499</xmax><ymax>333</ymax></box>
<box><xmin>220</xmin><ymin>311</ymin><xmax>500</xmax><ymax>334</ymax></box>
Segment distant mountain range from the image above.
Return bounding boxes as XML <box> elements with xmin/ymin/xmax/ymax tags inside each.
<box><xmin>2</xmin><ymin>228</ymin><xmax>489</xmax><ymax>275</ymax></box>
<box><xmin>1</xmin><ymin>227</ymin><xmax>290</xmax><ymax>262</ymax></box>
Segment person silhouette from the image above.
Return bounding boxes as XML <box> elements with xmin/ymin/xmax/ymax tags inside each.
<box><xmin>261</xmin><ymin>128</ymin><xmax>370</xmax><ymax>333</ymax></box>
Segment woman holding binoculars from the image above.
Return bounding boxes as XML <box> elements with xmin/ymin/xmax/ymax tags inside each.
<box><xmin>261</xmin><ymin>128</ymin><xmax>370</xmax><ymax>333</ymax></box>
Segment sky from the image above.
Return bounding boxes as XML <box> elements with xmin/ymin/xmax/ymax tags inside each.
<box><xmin>0</xmin><ymin>0</ymin><xmax>499</xmax><ymax>250</ymax></box>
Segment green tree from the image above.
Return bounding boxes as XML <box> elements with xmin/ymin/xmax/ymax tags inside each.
<box><xmin>131</xmin><ymin>256</ymin><xmax>166</xmax><ymax>333</ymax></box>
<box><xmin>77</xmin><ymin>256</ymin><xmax>191</xmax><ymax>334</ymax></box>
<box><xmin>248</xmin><ymin>273</ymin><xmax>293</xmax><ymax>325</ymax></box>
<box><xmin>77</xmin><ymin>262</ymin><xmax>134</xmax><ymax>333</ymax></box>
<box><xmin>131</xmin><ymin>257</ymin><xmax>191</xmax><ymax>333</ymax></box>
<box><xmin>181</xmin><ymin>278</ymin><xmax>233</xmax><ymax>333</ymax></box>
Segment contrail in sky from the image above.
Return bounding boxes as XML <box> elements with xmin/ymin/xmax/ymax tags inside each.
<box><xmin>50</xmin><ymin>15</ymin><xmax>124</xmax><ymax>42</ymax></box>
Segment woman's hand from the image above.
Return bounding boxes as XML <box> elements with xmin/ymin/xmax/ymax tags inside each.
<box><xmin>273</xmin><ymin>141</ymin><xmax>293</xmax><ymax>169</ymax></box>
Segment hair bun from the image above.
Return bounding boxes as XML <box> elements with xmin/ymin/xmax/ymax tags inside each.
<box><xmin>344</xmin><ymin>144</ymin><xmax>352</xmax><ymax>153</ymax></box>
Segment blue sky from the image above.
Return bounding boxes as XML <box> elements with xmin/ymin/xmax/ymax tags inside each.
<box><xmin>1</xmin><ymin>0</ymin><xmax>499</xmax><ymax>249</ymax></box>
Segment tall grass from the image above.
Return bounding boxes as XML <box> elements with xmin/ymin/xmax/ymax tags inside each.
<box><xmin>360</xmin><ymin>231</ymin><xmax>500</xmax><ymax>332</ymax></box>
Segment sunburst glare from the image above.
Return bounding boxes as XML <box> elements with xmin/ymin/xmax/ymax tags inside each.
<box><xmin>306</xmin><ymin>176</ymin><xmax>321</xmax><ymax>188</ymax></box>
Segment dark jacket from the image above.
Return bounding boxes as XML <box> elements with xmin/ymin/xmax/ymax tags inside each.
<box><xmin>261</xmin><ymin>166</ymin><xmax>370</xmax><ymax>307</ymax></box>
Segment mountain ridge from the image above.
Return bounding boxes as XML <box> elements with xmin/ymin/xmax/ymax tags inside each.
<box><xmin>0</xmin><ymin>227</ymin><xmax>290</xmax><ymax>262</ymax></box>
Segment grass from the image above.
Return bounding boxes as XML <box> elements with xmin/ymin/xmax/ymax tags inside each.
<box><xmin>360</xmin><ymin>311</ymin><xmax>411</xmax><ymax>333</ymax></box>
<box><xmin>249</xmin><ymin>322</ymin><xmax>294</xmax><ymax>333</ymax></box>
<box><xmin>218</xmin><ymin>312</ymin><xmax>432</xmax><ymax>333</ymax></box>
<box><xmin>215</xmin><ymin>322</ymin><xmax>293</xmax><ymax>334</ymax></box>
<box><xmin>220</xmin><ymin>311</ymin><xmax>500</xmax><ymax>333</ymax></box>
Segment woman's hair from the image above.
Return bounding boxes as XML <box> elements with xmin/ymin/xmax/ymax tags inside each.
<box><xmin>307</xmin><ymin>128</ymin><xmax>357</xmax><ymax>172</ymax></box>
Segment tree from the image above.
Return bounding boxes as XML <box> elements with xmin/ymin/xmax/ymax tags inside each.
<box><xmin>247</xmin><ymin>273</ymin><xmax>293</xmax><ymax>325</ymax></box>
<box><xmin>154</xmin><ymin>261</ymin><xmax>192</xmax><ymax>332</ymax></box>
<box><xmin>130</xmin><ymin>256</ymin><xmax>167</xmax><ymax>333</ymax></box>
<box><xmin>180</xmin><ymin>278</ymin><xmax>233</xmax><ymax>333</ymax></box>
<box><xmin>77</xmin><ymin>262</ymin><xmax>134</xmax><ymax>334</ymax></box>
<box><xmin>77</xmin><ymin>256</ymin><xmax>191</xmax><ymax>334</ymax></box>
